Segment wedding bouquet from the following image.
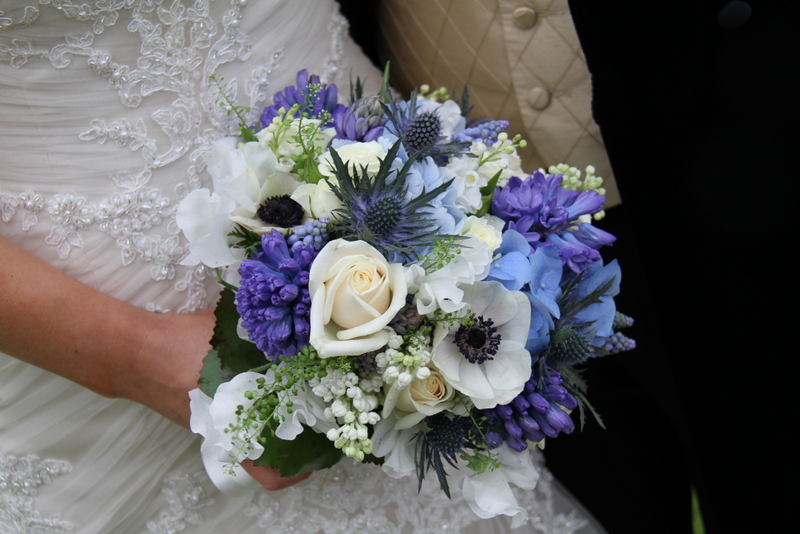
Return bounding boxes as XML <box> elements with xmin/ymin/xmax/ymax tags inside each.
<box><xmin>179</xmin><ymin>69</ymin><xmax>634</xmax><ymax>526</ymax></box>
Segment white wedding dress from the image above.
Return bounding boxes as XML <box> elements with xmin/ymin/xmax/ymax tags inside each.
<box><xmin>0</xmin><ymin>2</ymin><xmax>602</xmax><ymax>532</ymax></box>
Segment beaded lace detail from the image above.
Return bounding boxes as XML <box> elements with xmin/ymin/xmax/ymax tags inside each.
<box><xmin>0</xmin><ymin>452</ymin><xmax>74</xmax><ymax>533</ymax></box>
<box><xmin>239</xmin><ymin>452</ymin><xmax>588</xmax><ymax>534</ymax></box>
<box><xmin>147</xmin><ymin>471</ymin><xmax>215</xmax><ymax>534</ymax></box>
<box><xmin>0</xmin><ymin>0</ymin><xmax>349</xmax><ymax>313</ymax></box>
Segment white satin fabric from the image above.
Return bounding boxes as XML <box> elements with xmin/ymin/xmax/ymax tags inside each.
<box><xmin>0</xmin><ymin>2</ymin><xmax>601</xmax><ymax>532</ymax></box>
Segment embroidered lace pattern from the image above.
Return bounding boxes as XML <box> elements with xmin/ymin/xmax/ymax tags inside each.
<box><xmin>238</xmin><ymin>452</ymin><xmax>588</xmax><ymax>534</ymax></box>
<box><xmin>0</xmin><ymin>0</ymin><xmax>348</xmax><ymax>313</ymax></box>
<box><xmin>0</xmin><ymin>452</ymin><xmax>74</xmax><ymax>534</ymax></box>
<box><xmin>146</xmin><ymin>471</ymin><xmax>215</xmax><ymax>534</ymax></box>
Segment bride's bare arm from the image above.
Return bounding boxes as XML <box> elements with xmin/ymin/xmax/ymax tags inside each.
<box><xmin>0</xmin><ymin>235</ymin><xmax>308</xmax><ymax>490</ymax></box>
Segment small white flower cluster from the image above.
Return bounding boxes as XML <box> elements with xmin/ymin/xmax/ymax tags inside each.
<box><xmin>375</xmin><ymin>332</ymin><xmax>432</xmax><ymax>390</ymax></box>
<box><xmin>310</xmin><ymin>367</ymin><xmax>381</xmax><ymax>461</ymax></box>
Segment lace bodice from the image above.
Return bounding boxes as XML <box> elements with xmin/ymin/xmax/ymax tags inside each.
<box><xmin>0</xmin><ymin>2</ymin><xmax>599</xmax><ymax>532</ymax></box>
<box><xmin>0</xmin><ymin>0</ymin><xmax>361</xmax><ymax>313</ymax></box>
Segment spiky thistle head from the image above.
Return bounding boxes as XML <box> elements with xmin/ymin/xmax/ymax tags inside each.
<box><xmin>383</xmin><ymin>92</ymin><xmax>469</xmax><ymax>161</ymax></box>
<box><xmin>415</xmin><ymin>413</ymin><xmax>473</xmax><ymax>498</ymax></box>
<box><xmin>545</xmin><ymin>326</ymin><xmax>596</xmax><ymax>366</ymax></box>
<box><xmin>325</xmin><ymin>139</ymin><xmax>454</xmax><ymax>259</ymax></box>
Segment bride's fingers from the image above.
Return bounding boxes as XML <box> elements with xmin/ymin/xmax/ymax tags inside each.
<box><xmin>240</xmin><ymin>460</ymin><xmax>312</xmax><ymax>491</ymax></box>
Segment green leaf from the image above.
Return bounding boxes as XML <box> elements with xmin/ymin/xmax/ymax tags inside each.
<box><xmin>379</xmin><ymin>62</ymin><xmax>393</xmax><ymax>104</ymax></box>
<box><xmin>254</xmin><ymin>424</ymin><xmax>343</xmax><ymax>477</ymax></box>
<box><xmin>474</xmin><ymin>169</ymin><xmax>502</xmax><ymax>217</ymax></box>
<box><xmin>212</xmin><ymin>287</ymin><xmax>269</xmax><ymax>381</ymax></box>
<box><xmin>197</xmin><ymin>348</ymin><xmax>225</xmax><ymax>396</ymax></box>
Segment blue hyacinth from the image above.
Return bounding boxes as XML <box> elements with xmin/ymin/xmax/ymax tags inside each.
<box><xmin>259</xmin><ymin>70</ymin><xmax>344</xmax><ymax>128</ymax></box>
<box><xmin>236</xmin><ymin>230</ymin><xmax>317</xmax><ymax>360</ymax></box>
<box><xmin>482</xmin><ymin>370</ymin><xmax>577</xmax><ymax>452</ymax></box>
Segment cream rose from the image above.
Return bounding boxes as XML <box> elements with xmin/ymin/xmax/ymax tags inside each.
<box><xmin>392</xmin><ymin>369</ymin><xmax>456</xmax><ymax>430</ymax></box>
<box><xmin>318</xmin><ymin>141</ymin><xmax>388</xmax><ymax>178</ymax></box>
<box><xmin>309</xmin><ymin>239</ymin><xmax>407</xmax><ymax>358</ymax></box>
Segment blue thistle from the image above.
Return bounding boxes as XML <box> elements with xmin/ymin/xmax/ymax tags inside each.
<box><xmin>383</xmin><ymin>92</ymin><xmax>469</xmax><ymax>160</ymax></box>
<box><xmin>326</xmin><ymin>138</ymin><xmax>454</xmax><ymax>259</ymax></box>
<box><xmin>236</xmin><ymin>230</ymin><xmax>317</xmax><ymax>360</ymax></box>
<box><xmin>545</xmin><ymin>326</ymin><xmax>596</xmax><ymax>366</ymax></box>
<box><xmin>415</xmin><ymin>413</ymin><xmax>473</xmax><ymax>498</ymax></box>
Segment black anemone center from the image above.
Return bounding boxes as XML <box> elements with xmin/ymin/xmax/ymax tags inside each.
<box><xmin>257</xmin><ymin>195</ymin><xmax>305</xmax><ymax>227</ymax></box>
<box><xmin>455</xmin><ymin>315</ymin><xmax>501</xmax><ymax>365</ymax></box>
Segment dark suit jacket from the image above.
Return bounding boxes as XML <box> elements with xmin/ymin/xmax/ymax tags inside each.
<box><xmin>567</xmin><ymin>1</ymin><xmax>799</xmax><ymax>532</ymax></box>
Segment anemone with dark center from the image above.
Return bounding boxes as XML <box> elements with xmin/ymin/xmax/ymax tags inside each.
<box><xmin>455</xmin><ymin>316</ymin><xmax>501</xmax><ymax>365</ymax></box>
<box><xmin>256</xmin><ymin>195</ymin><xmax>305</xmax><ymax>227</ymax></box>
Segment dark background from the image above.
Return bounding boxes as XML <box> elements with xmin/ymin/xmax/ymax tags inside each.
<box><xmin>339</xmin><ymin>1</ymin><xmax>798</xmax><ymax>532</ymax></box>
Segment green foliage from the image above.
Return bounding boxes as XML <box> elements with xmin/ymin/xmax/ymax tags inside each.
<box><xmin>417</xmin><ymin>236</ymin><xmax>461</xmax><ymax>273</ymax></box>
<box><xmin>473</xmin><ymin>169</ymin><xmax>502</xmax><ymax>217</ymax></box>
<box><xmin>201</xmin><ymin>287</ymin><xmax>268</xmax><ymax>390</ymax></box>
<box><xmin>209</xmin><ymin>73</ymin><xmax>258</xmax><ymax>142</ymax></box>
<box><xmin>557</xmin><ymin>364</ymin><xmax>605</xmax><ymax>430</ymax></box>
<box><xmin>198</xmin><ymin>349</ymin><xmax>225</xmax><ymax>397</ymax></box>
<box><xmin>255</xmin><ymin>423</ymin><xmax>343</xmax><ymax>477</ymax></box>
<box><xmin>228</xmin><ymin>224</ymin><xmax>262</xmax><ymax>257</ymax></box>
<box><xmin>379</xmin><ymin>62</ymin><xmax>393</xmax><ymax>104</ymax></box>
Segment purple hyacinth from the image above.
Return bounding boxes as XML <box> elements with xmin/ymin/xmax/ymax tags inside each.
<box><xmin>603</xmin><ymin>331</ymin><xmax>636</xmax><ymax>353</ymax></box>
<box><xmin>454</xmin><ymin>118</ymin><xmax>510</xmax><ymax>144</ymax></box>
<box><xmin>260</xmin><ymin>70</ymin><xmax>344</xmax><ymax>128</ymax></box>
<box><xmin>286</xmin><ymin>217</ymin><xmax>330</xmax><ymax>253</ymax></box>
<box><xmin>334</xmin><ymin>95</ymin><xmax>386</xmax><ymax>142</ymax></box>
<box><xmin>481</xmin><ymin>369</ymin><xmax>577</xmax><ymax>452</ymax></box>
<box><xmin>236</xmin><ymin>230</ymin><xmax>318</xmax><ymax>360</ymax></box>
<box><xmin>491</xmin><ymin>172</ymin><xmax>612</xmax><ymax>272</ymax></box>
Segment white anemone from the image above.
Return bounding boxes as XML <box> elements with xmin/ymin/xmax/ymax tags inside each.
<box><xmin>431</xmin><ymin>281</ymin><xmax>532</xmax><ymax>410</ymax></box>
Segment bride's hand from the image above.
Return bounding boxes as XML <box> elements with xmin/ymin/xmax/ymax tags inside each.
<box><xmin>125</xmin><ymin>305</ymin><xmax>313</xmax><ymax>491</ymax></box>
<box><xmin>0</xmin><ymin>237</ymin><xmax>309</xmax><ymax>491</ymax></box>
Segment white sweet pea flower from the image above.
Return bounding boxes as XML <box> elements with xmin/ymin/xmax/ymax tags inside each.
<box><xmin>370</xmin><ymin>413</ymin><xmax>417</xmax><ymax>479</ymax></box>
<box><xmin>406</xmin><ymin>232</ymin><xmax>497</xmax><ymax>316</ymax></box>
<box><xmin>440</xmin><ymin>154</ymin><xmax>485</xmax><ymax>214</ymax></box>
<box><xmin>189</xmin><ymin>372</ymin><xmax>267</xmax><ymax>465</ymax></box>
<box><xmin>176</xmin><ymin>188</ymin><xmax>242</xmax><ymax>267</ymax></box>
<box><xmin>309</xmin><ymin>239</ymin><xmax>408</xmax><ymax>358</ymax></box>
<box><xmin>461</xmin><ymin>444</ymin><xmax>540</xmax><ymax>527</ymax></box>
<box><xmin>318</xmin><ymin>140</ymin><xmax>388</xmax><ymax>178</ymax></box>
<box><xmin>432</xmin><ymin>281</ymin><xmax>531</xmax><ymax>409</ymax></box>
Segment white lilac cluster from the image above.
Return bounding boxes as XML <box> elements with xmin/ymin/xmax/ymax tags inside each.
<box><xmin>181</xmin><ymin>71</ymin><xmax>622</xmax><ymax>527</ymax></box>
<box><xmin>310</xmin><ymin>368</ymin><xmax>381</xmax><ymax>461</ymax></box>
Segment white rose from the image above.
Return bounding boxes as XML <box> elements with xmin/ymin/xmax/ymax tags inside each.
<box><xmin>309</xmin><ymin>239</ymin><xmax>407</xmax><ymax>358</ymax></box>
<box><xmin>318</xmin><ymin>141</ymin><xmax>387</xmax><ymax>178</ymax></box>
<box><xmin>392</xmin><ymin>368</ymin><xmax>456</xmax><ymax>429</ymax></box>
